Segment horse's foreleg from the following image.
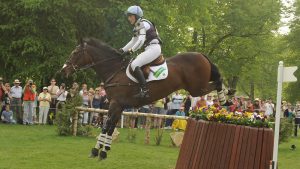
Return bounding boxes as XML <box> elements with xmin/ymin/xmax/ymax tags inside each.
<box><xmin>99</xmin><ymin>101</ymin><xmax>122</xmax><ymax>160</ymax></box>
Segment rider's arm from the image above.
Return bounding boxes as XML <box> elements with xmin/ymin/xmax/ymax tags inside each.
<box><xmin>130</xmin><ymin>21</ymin><xmax>151</xmax><ymax>52</ymax></box>
<box><xmin>122</xmin><ymin>37</ymin><xmax>138</xmax><ymax>52</ymax></box>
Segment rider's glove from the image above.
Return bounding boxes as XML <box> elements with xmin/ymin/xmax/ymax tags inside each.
<box><xmin>120</xmin><ymin>49</ymin><xmax>133</xmax><ymax>56</ymax></box>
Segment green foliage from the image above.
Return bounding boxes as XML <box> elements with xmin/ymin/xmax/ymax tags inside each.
<box><xmin>127</xmin><ymin>128</ymin><xmax>137</xmax><ymax>143</ymax></box>
<box><xmin>154</xmin><ymin>128</ymin><xmax>164</xmax><ymax>146</ymax></box>
<box><xmin>0</xmin><ymin>0</ymin><xmax>297</xmax><ymax>102</ymax></box>
<box><xmin>279</xmin><ymin>118</ymin><xmax>294</xmax><ymax>143</ymax></box>
<box><xmin>56</xmin><ymin>95</ymin><xmax>91</xmax><ymax>136</ymax></box>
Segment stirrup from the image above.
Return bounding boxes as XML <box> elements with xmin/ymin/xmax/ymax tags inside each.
<box><xmin>134</xmin><ymin>89</ymin><xmax>149</xmax><ymax>98</ymax></box>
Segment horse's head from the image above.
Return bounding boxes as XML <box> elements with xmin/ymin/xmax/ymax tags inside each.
<box><xmin>60</xmin><ymin>41</ymin><xmax>93</xmax><ymax>77</ymax></box>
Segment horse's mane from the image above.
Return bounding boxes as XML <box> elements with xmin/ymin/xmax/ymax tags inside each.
<box><xmin>84</xmin><ymin>38</ymin><xmax>121</xmax><ymax>57</ymax></box>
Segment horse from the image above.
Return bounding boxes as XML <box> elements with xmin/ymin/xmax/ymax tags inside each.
<box><xmin>61</xmin><ymin>38</ymin><xmax>232</xmax><ymax>160</ymax></box>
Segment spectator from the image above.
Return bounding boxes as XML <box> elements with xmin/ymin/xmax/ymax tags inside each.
<box><xmin>38</xmin><ymin>87</ymin><xmax>51</xmax><ymax>124</ymax></box>
<box><xmin>212</xmin><ymin>98</ymin><xmax>221</xmax><ymax>109</ymax></box>
<box><xmin>2</xmin><ymin>104</ymin><xmax>15</xmax><ymax>124</ymax></box>
<box><xmin>88</xmin><ymin>88</ymin><xmax>95</xmax><ymax>123</ymax></box>
<box><xmin>56</xmin><ymin>83</ymin><xmax>68</xmax><ymax>109</ymax></box>
<box><xmin>138</xmin><ymin>105</ymin><xmax>151</xmax><ymax>129</ymax></box>
<box><xmin>245</xmin><ymin>99</ymin><xmax>254</xmax><ymax>112</ymax></box>
<box><xmin>265</xmin><ymin>98</ymin><xmax>275</xmax><ymax>118</ymax></box>
<box><xmin>165</xmin><ymin>91</ymin><xmax>184</xmax><ymax>129</ymax></box>
<box><xmin>1</xmin><ymin>83</ymin><xmax>12</xmax><ymax>117</ymax></box>
<box><xmin>69</xmin><ymin>82</ymin><xmax>79</xmax><ymax>98</ymax></box>
<box><xmin>99</xmin><ymin>85</ymin><xmax>109</xmax><ymax>110</ymax></box>
<box><xmin>32</xmin><ymin>83</ymin><xmax>38</xmax><ymax>124</ymax></box>
<box><xmin>294</xmin><ymin>101</ymin><xmax>300</xmax><ymax>136</ymax></box>
<box><xmin>0</xmin><ymin>77</ymin><xmax>7</xmax><ymax>118</ymax></box>
<box><xmin>183</xmin><ymin>95</ymin><xmax>191</xmax><ymax>116</ymax></box>
<box><xmin>194</xmin><ymin>96</ymin><xmax>207</xmax><ymax>109</ymax></box>
<box><xmin>22</xmin><ymin>79</ymin><xmax>36</xmax><ymax>125</ymax></box>
<box><xmin>79</xmin><ymin>83</ymin><xmax>87</xmax><ymax>96</ymax></box>
<box><xmin>171</xmin><ymin>107</ymin><xmax>187</xmax><ymax>131</ymax></box>
<box><xmin>48</xmin><ymin>78</ymin><xmax>59</xmax><ymax>124</ymax></box>
<box><xmin>10</xmin><ymin>79</ymin><xmax>23</xmax><ymax>124</ymax></box>
<box><xmin>253</xmin><ymin>98</ymin><xmax>261</xmax><ymax>112</ymax></box>
<box><xmin>81</xmin><ymin>89</ymin><xmax>89</xmax><ymax>125</ymax></box>
<box><xmin>206</xmin><ymin>95</ymin><xmax>213</xmax><ymax>107</ymax></box>
<box><xmin>91</xmin><ymin>87</ymin><xmax>101</xmax><ymax>126</ymax></box>
<box><xmin>153</xmin><ymin>98</ymin><xmax>165</xmax><ymax>128</ymax></box>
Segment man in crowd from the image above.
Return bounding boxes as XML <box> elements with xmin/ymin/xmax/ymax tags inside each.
<box><xmin>23</xmin><ymin>79</ymin><xmax>36</xmax><ymax>125</ymax></box>
<box><xmin>10</xmin><ymin>79</ymin><xmax>23</xmax><ymax>124</ymax></box>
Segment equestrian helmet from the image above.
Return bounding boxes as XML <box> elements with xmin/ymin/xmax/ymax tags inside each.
<box><xmin>125</xmin><ymin>5</ymin><xmax>143</xmax><ymax>18</ymax></box>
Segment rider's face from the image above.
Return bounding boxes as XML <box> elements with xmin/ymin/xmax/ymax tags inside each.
<box><xmin>127</xmin><ymin>15</ymin><xmax>136</xmax><ymax>25</ymax></box>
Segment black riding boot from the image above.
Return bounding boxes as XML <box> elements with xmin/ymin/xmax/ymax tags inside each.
<box><xmin>133</xmin><ymin>66</ymin><xmax>149</xmax><ymax>98</ymax></box>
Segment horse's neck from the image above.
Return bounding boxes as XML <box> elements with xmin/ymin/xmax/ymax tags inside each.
<box><xmin>88</xmin><ymin>47</ymin><xmax>124</xmax><ymax>82</ymax></box>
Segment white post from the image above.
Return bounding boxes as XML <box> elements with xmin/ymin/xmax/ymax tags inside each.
<box><xmin>121</xmin><ymin>115</ymin><xmax>124</xmax><ymax>129</ymax></box>
<box><xmin>272</xmin><ymin>61</ymin><xmax>284</xmax><ymax>169</ymax></box>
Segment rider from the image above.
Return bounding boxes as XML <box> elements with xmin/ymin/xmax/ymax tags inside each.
<box><xmin>120</xmin><ymin>5</ymin><xmax>162</xmax><ymax>98</ymax></box>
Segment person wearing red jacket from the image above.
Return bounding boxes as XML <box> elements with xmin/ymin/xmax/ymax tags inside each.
<box><xmin>23</xmin><ymin>79</ymin><xmax>36</xmax><ymax>125</ymax></box>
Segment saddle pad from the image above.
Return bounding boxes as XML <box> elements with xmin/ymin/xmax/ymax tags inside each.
<box><xmin>126</xmin><ymin>62</ymin><xmax>168</xmax><ymax>83</ymax></box>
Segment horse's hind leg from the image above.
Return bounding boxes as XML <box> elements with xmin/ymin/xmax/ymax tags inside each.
<box><xmin>210</xmin><ymin>63</ymin><xmax>232</xmax><ymax>105</ymax></box>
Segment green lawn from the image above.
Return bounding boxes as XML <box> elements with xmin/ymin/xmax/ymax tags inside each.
<box><xmin>0</xmin><ymin>124</ymin><xmax>299</xmax><ymax>169</ymax></box>
<box><xmin>0</xmin><ymin>124</ymin><xmax>179</xmax><ymax>169</ymax></box>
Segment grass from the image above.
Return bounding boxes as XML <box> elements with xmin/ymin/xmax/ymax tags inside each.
<box><xmin>0</xmin><ymin>124</ymin><xmax>300</xmax><ymax>169</ymax></box>
<box><xmin>0</xmin><ymin>124</ymin><xmax>179</xmax><ymax>169</ymax></box>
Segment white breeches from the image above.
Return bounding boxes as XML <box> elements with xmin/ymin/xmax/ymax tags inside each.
<box><xmin>130</xmin><ymin>44</ymin><xmax>161</xmax><ymax>70</ymax></box>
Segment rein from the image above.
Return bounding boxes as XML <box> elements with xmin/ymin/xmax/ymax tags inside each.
<box><xmin>65</xmin><ymin>43</ymin><xmax>135</xmax><ymax>88</ymax></box>
<box><xmin>66</xmin><ymin>43</ymin><xmax>123</xmax><ymax>72</ymax></box>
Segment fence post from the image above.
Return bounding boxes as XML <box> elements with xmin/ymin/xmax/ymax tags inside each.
<box><xmin>72</xmin><ymin>110</ymin><xmax>78</xmax><ymax>136</ymax></box>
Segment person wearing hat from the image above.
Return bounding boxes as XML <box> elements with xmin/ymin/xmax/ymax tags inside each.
<box><xmin>38</xmin><ymin>87</ymin><xmax>51</xmax><ymax>124</ymax></box>
<box><xmin>22</xmin><ymin>79</ymin><xmax>36</xmax><ymax>125</ymax></box>
<box><xmin>10</xmin><ymin>79</ymin><xmax>23</xmax><ymax>124</ymax></box>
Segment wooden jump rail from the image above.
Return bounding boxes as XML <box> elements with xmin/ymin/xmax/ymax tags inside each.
<box><xmin>72</xmin><ymin>107</ymin><xmax>189</xmax><ymax>136</ymax></box>
<box><xmin>175</xmin><ymin>119</ymin><xmax>274</xmax><ymax>169</ymax></box>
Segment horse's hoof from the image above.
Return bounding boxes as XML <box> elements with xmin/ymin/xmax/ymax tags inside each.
<box><xmin>99</xmin><ymin>151</ymin><xmax>107</xmax><ymax>160</ymax></box>
<box><xmin>105</xmin><ymin>146</ymin><xmax>111</xmax><ymax>151</ymax></box>
<box><xmin>89</xmin><ymin>148</ymin><xmax>99</xmax><ymax>158</ymax></box>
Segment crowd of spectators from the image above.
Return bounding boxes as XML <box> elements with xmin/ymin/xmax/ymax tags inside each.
<box><xmin>1</xmin><ymin>76</ymin><xmax>300</xmax><ymax>133</ymax></box>
<box><xmin>0</xmin><ymin>77</ymin><xmax>109</xmax><ymax>126</ymax></box>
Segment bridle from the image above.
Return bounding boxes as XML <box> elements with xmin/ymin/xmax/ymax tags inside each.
<box><xmin>64</xmin><ymin>42</ymin><xmax>124</xmax><ymax>73</ymax></box>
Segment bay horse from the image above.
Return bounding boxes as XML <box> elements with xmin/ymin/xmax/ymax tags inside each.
<box><xmin>61</xmin><ymin>38</ymin><xmax>231</xmax><ymax>160</ymax></box>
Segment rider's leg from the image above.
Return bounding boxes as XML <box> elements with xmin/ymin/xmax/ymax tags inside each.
<box><xmin>131</xmin><ymin>44</ymin><xmax>161</xmax><ymax>98</ymax></box>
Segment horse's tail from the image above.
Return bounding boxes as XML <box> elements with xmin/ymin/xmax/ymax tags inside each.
<box><xmin>201</xmin><ymin>53</ymin><xmax>221</xmax><ymax>83</ymax></box>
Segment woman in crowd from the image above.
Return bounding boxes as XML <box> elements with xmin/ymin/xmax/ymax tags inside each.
<box><xmin>92</xmin><ymin>87</ymin><xmax>102</xmax><ymax>126</ymax></box>
<box><xmin>56</xmin><ymin>83</ymin><xmax>68</xmax><ymax>110</ymax></box>
<box><xmin>38</xmin><ymin>87</ymin><xmax>51</xmax><ymax>124</ymax></box>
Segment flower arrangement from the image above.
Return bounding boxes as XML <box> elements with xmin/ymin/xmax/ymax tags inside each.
<box><xmin>189</xmin><ymin>106</ymin><xmax>271</xmax><ymax>128</ymax></box>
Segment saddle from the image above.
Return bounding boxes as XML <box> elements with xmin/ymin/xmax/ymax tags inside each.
<box><xmin>129</xmin><ymin>55</ymin><xmax>165</xmax><ymax>79</ymax></box>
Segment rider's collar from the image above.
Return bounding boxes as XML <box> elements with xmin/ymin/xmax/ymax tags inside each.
<box><xmin>134</xmin><ymin>18</ymin><xmax>142</xmax><ymax>26</ymax></box>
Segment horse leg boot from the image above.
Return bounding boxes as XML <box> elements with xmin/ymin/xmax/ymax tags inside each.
<box><xmin>89</xmin><ymin>131</ymin><xmax>106</xmax><ymax>158</ymax></box>
<box><xmin>133</xmin><ymin>66</ymin><xmax>149</xmax><ymax>98</ymax></box>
